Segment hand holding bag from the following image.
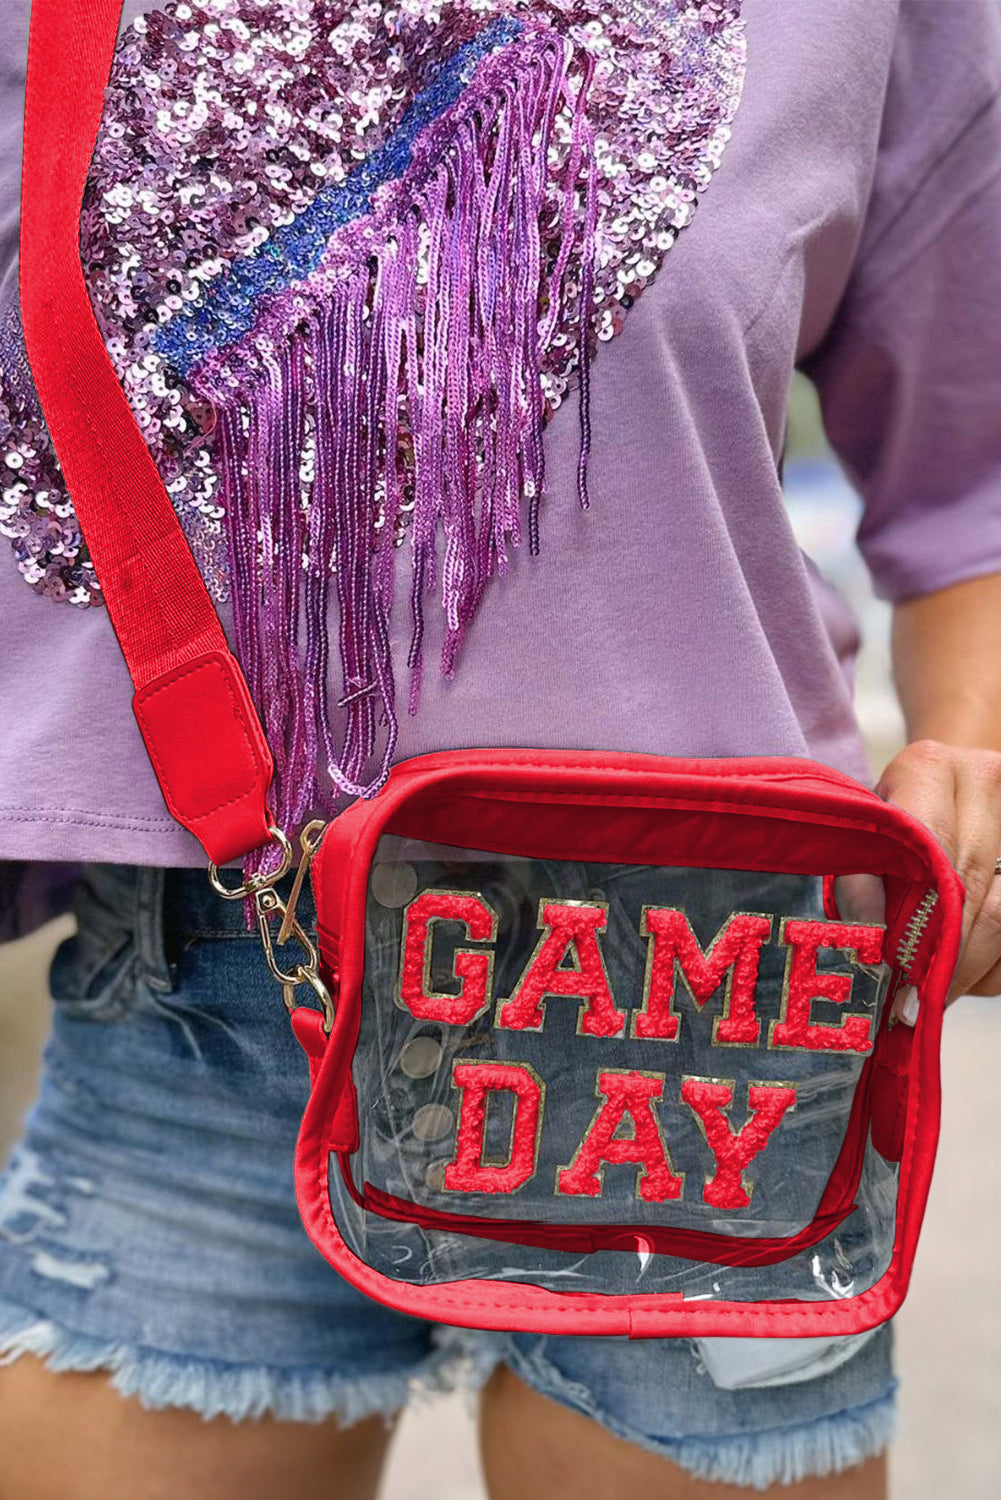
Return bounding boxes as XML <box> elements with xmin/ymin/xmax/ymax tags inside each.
<box><xmin>18</xmin><ymin>0</ymin><xmax>965</xmax><ymax>1340</ymax></box>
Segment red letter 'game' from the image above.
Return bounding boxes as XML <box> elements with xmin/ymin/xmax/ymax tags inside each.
<box><xmin>770</xmin><ymin>918</ymin><xmax>885</xmax><ymax>1053</ymax></box>
<box><xmin>497</xmin><ymin>901</ymin><xmax>626</xmax><ymax>1037</ymax></box>
<box><xmin>633</xmin><ymin>908</ymin><xmax>773</xmax><ymax>1044</ymax></box>
<box><xmin>399</xmin><ymin>889</ymin><xmax>497</xmax><ymax>1026</ymax></box>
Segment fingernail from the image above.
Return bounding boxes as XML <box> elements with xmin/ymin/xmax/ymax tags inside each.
<box><xmin>897</xmin><ymin>985</ymin><xmax>920</xmax><ymax>1026</ymax></box>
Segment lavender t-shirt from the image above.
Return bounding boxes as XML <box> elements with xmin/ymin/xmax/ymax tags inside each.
<box><xmin>1</xmin><ymin>0</ymin><xmax>1000</xmax><ymax>900</ymax></box>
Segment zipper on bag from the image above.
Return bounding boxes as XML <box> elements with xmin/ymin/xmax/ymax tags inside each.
<box><xmin>895</xmin><ymin>888</ymin><xmax>939</xmax><ymax>979</ymax></box>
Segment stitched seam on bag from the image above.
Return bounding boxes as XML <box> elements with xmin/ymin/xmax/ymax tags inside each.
<box><xmin>397</xmin><ymin>769</ymin><xmax>938</xmax><ymax>867</ymax></box>
<box><xmin>407</xmin><ymin>756</ymin><xmax>863</xmax><ymax>787</ymax></box>
<box><xmin>404</xmin><ymin>766</ymin><xmax>911</xmax><ymax>826</ymax></box>
<box><xmin>402</xmin><ymin>791</ymin><xmax>917</xmax><ymax>851</ymax></box>
<box><xmin>444</xmin><ymin>788</ymin><xmax>885</xmax><ymax>827</ymax></box>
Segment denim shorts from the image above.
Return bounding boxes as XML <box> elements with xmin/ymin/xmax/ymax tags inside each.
<box><xmin>0</xmin><ymin>863</ymin><xmax>897</xmax><ymax>1490</ymax></box>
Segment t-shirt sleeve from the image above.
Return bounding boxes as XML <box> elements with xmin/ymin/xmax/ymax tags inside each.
<box><xmin>800</xmin><ymin>0</ymin><xmax>1001</xmax><ymax>604</ymax></box>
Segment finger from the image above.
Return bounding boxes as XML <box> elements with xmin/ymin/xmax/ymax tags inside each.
<box><xmin>877</xmin><ymin>745</ymin><xmax>958</xmax><ymax>1025</ymax></box>
<box><xmin>875</xmin><ymin>740</ymin><xmax>960</xmax><ymax>870</ymax></box>
<box><xmin>949</xmin><ymin>749</ymin><xmax>1001</xmax><ymax>957</ymax></box>
<box><xmin>946</xmin><ymin>876</ymin><xmax>1001</xmax><ymax>1005</ymax></box>
<box><xmin>966</xmin><ymin>951</ymin><xmax>1001</xmax><ymax>999</ymax></box>
<box><xmin>876</xmin><ymin>743</ymin><xmax>1001</xmax><ymax>1022</ymax></box>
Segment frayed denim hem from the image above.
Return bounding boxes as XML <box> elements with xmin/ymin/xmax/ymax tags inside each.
<box><xmin>0</xmin><ymin>1295</ymin><xmax>465</xmax><ymax>1427</ymax></box>
<box><xmin>504</xmin><ymin>1338</ymin><xmax>897</xmax><ymax>1491</ymax></box>
<box><xmin>650</xmin><ymin>1391</ymin><xmax>897</xmax><ymax>1490</ymax></box>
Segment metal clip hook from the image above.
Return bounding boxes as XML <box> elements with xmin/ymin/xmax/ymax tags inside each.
<box><xmin>277</xmin><ymin>819</ymin><xmax>327</xmax><ymax>946</ymax></box>
<box><xmin>255</xmin><ymin>885</ymin><xmax>336</xmax><ymax>1035</ymax></box>
<box><xmin>206</xmin><ymin>824</ymin><xmax>335</xmax><ymax>1034</ymax></box>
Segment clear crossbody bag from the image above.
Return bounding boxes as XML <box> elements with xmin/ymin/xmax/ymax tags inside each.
<box><xmin>286</xmin><ymin>747</ymin><xmax>963</xmax><ymax>1336</ymax></box>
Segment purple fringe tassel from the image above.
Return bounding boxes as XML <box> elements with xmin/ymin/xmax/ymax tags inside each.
<box><xmin>198</xmin><ymin>30</ymin><xmax>597</xmax><ymax>875</ymax></box>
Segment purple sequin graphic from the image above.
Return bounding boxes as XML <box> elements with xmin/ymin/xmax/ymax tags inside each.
<box><xmin>0</xmin><ymin>0</ymin><xmax>746</xmax><ymax>855</ymax></box>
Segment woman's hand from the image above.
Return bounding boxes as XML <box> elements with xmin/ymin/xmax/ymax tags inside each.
<box><xmin>875</xmin><ymin>738</ymin><xmax>1001</xmax><ymax>1023</ymax></box>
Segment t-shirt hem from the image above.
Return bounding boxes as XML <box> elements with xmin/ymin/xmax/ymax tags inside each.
<box><xmin>0</xmin><ymin>806</ymin><xmax>209</xmax><ymax>868</ymax></box>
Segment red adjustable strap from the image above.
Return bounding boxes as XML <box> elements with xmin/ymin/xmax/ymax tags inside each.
<box><xmin>18</xmin><ymin>0</ymin><xmax>274</xmax><ymax>866</ymax></box>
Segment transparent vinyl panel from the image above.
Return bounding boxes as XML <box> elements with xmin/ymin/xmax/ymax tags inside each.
<box><xmin>329</xmin><ymin>839</ymin><xmax>898</xmax><ymax>1302</ymax></box>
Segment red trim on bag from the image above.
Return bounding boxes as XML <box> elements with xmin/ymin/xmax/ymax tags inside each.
<box><xmin>822</xmin><ymin>871</ymin><xmax>841</xmax><ymax>920</ymax></box>
<box><xmin>353</xmin><ymin>1179</ymin><xmax>855</xmax><ymax>1263</ymax></box>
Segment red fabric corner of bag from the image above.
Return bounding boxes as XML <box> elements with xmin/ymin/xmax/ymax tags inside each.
<box><xmin>291</xmin><ymin>1008</ymin><xmax>359</xmax><ymax>1151</ymax></box>
<box><xmin>290</xmin><ymin>1007</ymin><xmax>328</xmax><ymax>1085</ymax></box>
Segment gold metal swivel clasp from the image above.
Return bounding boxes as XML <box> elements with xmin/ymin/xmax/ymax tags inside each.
<box><xmin>207</xmin><ymin>822</ymin><xmax>334</xmax><ymax>1034</ymax></box>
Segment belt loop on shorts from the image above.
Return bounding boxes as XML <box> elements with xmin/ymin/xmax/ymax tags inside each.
<box><xmin>133</xmin><ymin>867</ymin><xmax>175</xmax><ymax>995</ymax></box>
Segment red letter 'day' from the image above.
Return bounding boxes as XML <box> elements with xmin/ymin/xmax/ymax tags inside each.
<box><xmin>444</xmin><ymin>1061</ymin><xmax>545</xmax><ymax>1195</ymax></box>
<box><xmin>557</xmin><ymin>1071</ymin><xmax>684</xmax><ymax>1203</ymax></box>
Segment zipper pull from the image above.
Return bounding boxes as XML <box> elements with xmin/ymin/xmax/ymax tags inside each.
<box><xmin>277</xmin><ymin>819</ymin><xmax>328</xmax><ymax>946</ymax></box>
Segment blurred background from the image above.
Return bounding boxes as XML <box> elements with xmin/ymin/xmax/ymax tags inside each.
<box><xmin>1</xmin><ymin>376</ymin><xmax>998</xmax><ymax>1496</ymax></box>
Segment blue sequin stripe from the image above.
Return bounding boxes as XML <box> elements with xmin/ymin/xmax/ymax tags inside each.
<box><xmin>157</xmin><ymin>14</ymin><xmax>524</xmax><ymax>377</ymax></box>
